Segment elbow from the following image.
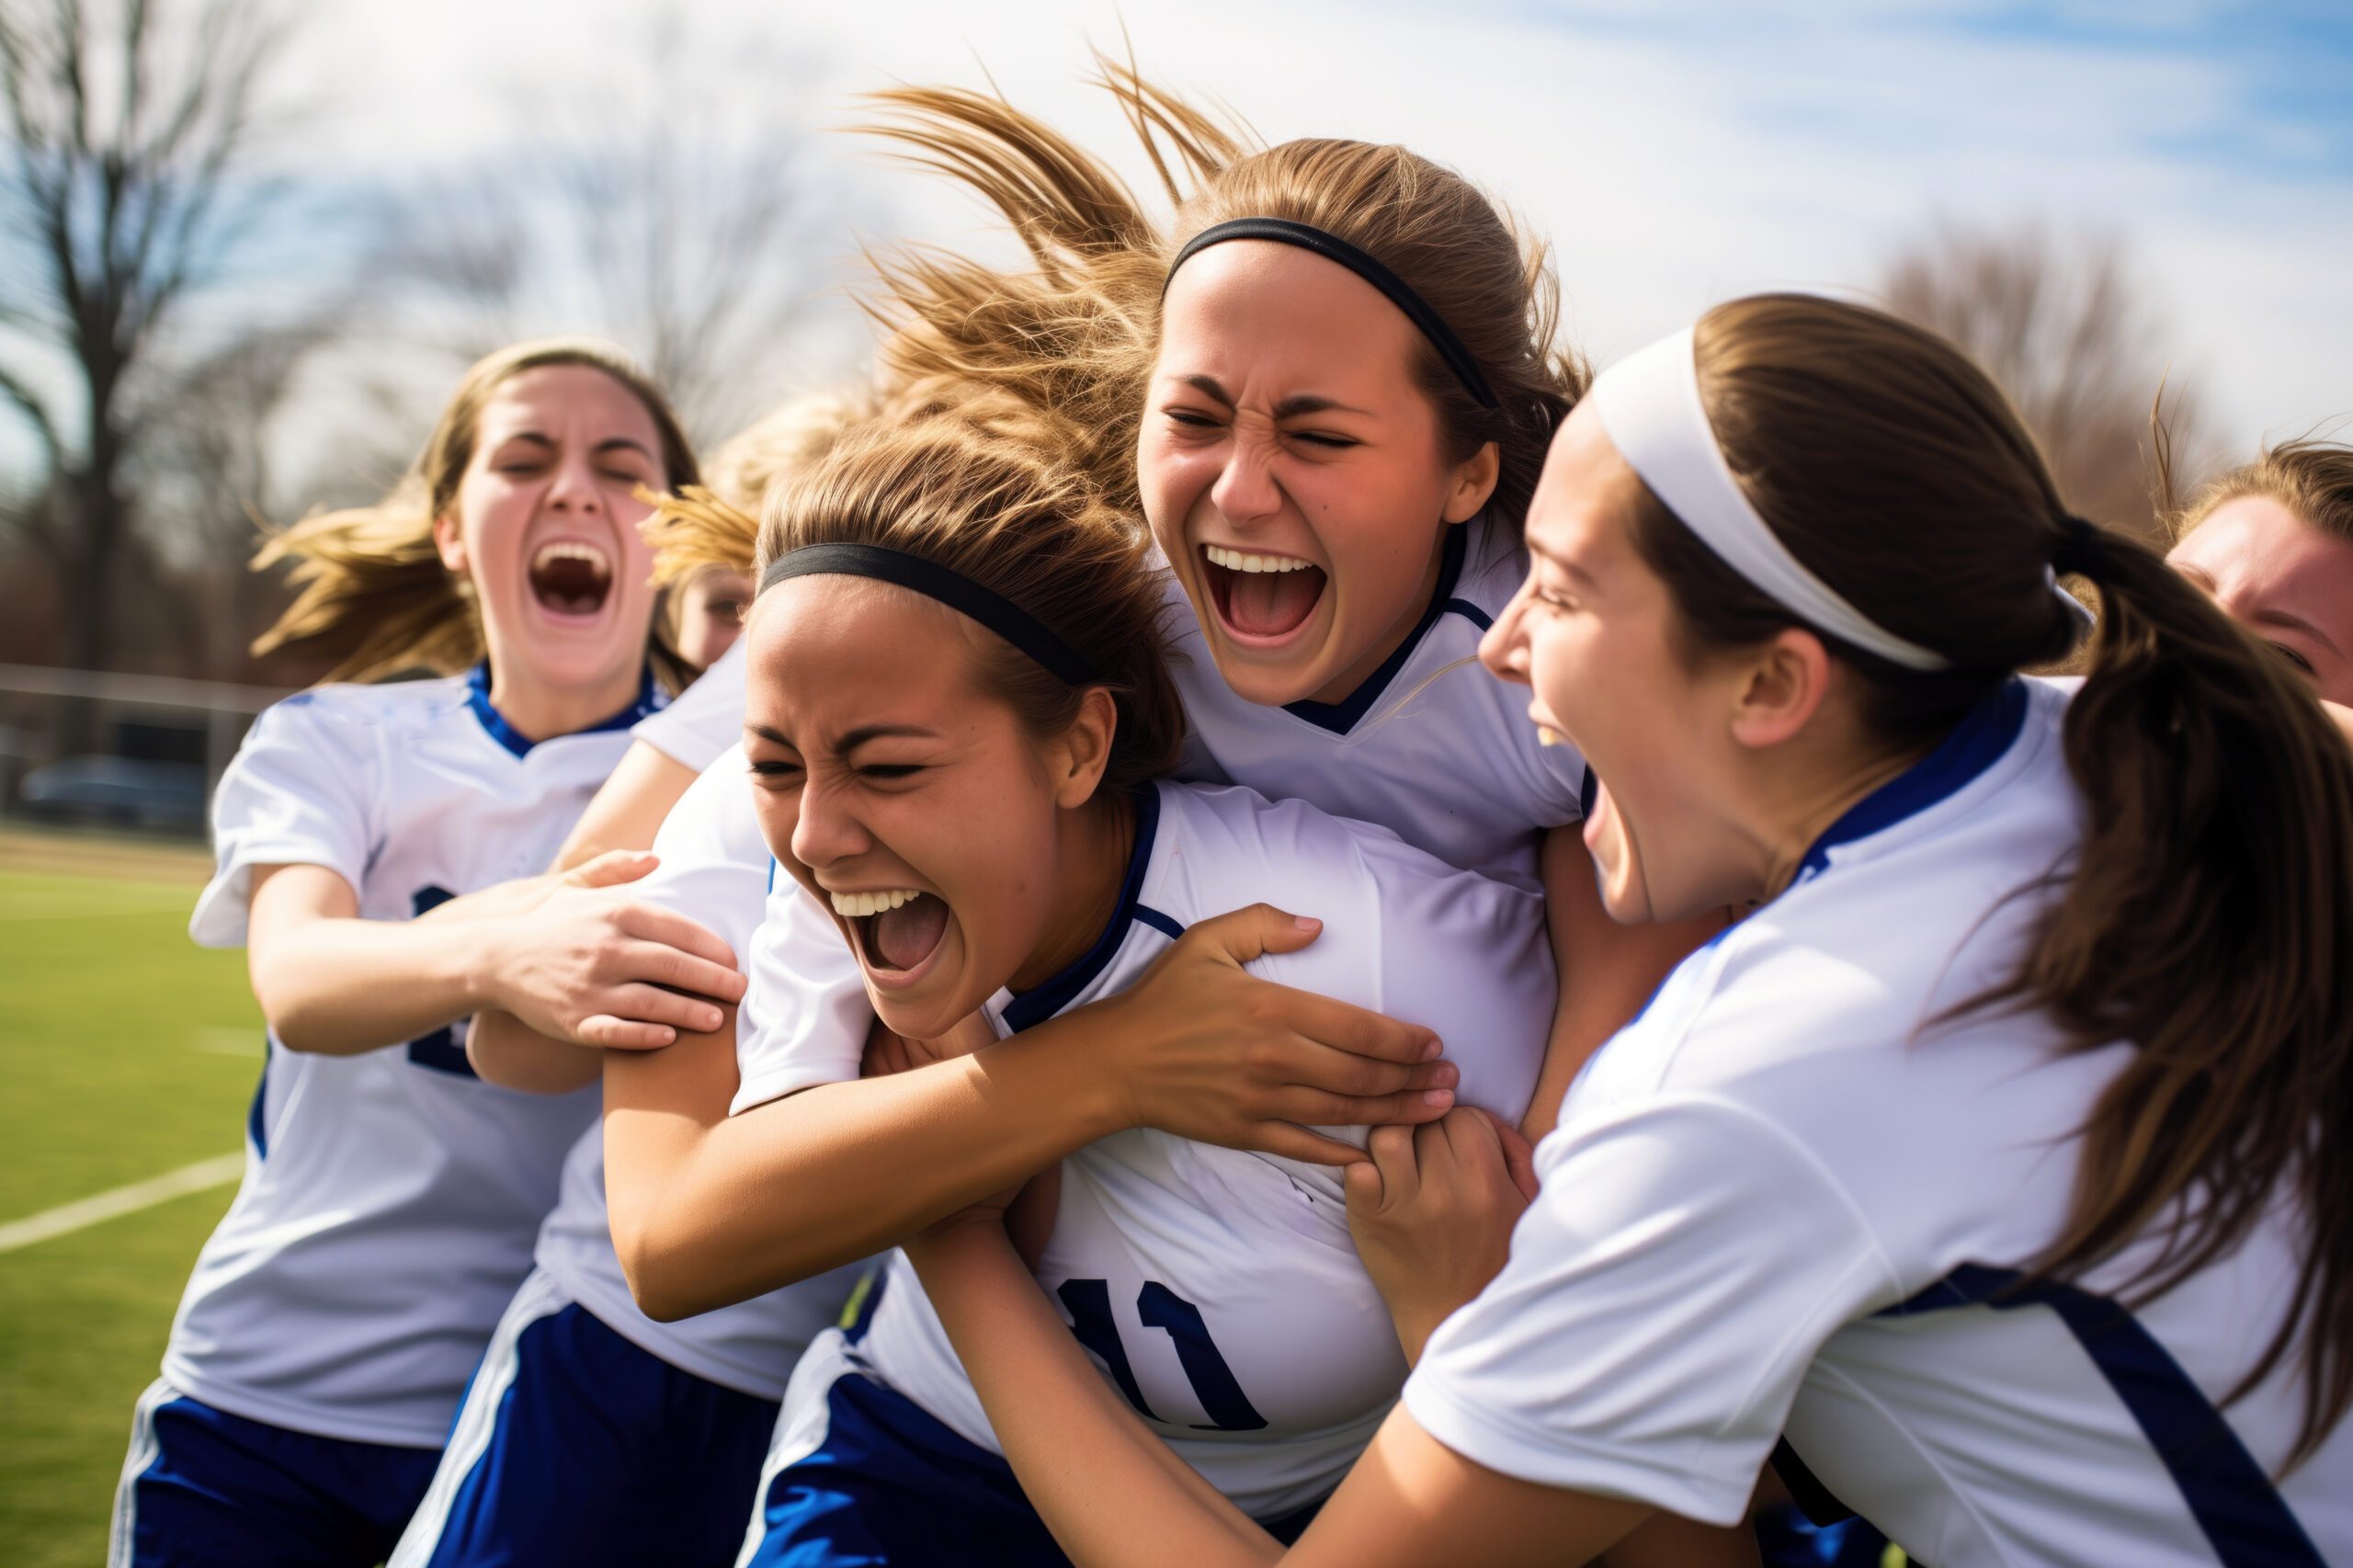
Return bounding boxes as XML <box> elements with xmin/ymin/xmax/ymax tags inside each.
<box><xmin>613</xmin><ymin>1221</ymin><xmax>717</xmax><ymax>1324</ymax></box>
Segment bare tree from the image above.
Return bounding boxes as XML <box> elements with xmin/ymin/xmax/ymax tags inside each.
<box><xmin>0</xmin><ymin>0</ymin><xmax>307</xmax><ymax>697</ymax></box>
<box><xmin>1881</xmin><ymin>222</ymin><xmax>2211</xmax><ymax>543</ymax></box>
<box><xmin>388</xmin><ymin>19</ymin><xmax>854</xmax><ymax>443</ymax></box>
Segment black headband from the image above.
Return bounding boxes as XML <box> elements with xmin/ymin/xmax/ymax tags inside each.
<box><xmin>1165</xmin><ymin>217</ymin><xmax>1499</xmax><ymax>410</ymax></box>
<box><xmin>758</xmin><ymin>542</ymin><xmax>1097</xmax><ymax>687</ymax></box>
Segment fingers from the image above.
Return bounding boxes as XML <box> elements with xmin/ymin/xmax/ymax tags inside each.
<box><xmin>1279</xmin><ymin>990</ymin><xmax>1441</xmax><ymax>1066</ymax></box>
<box><xmin>1367</xmin><ymin>1121</ymin><xmax>1420</xmax><ymax>1209</ymax></box>
<box><xmin>1181</xmin><ymin>902</ymin><xmax>1325</xmax><ymax>968</ymax></box>
<box><xmin>615</xmin><ymin>903</ymin><xmax>742</xmax><ymax>975</ymax></box>
<box><xmin>1285</xmin><ymin>1085</ymin><xmax>1455</xmax><ymax>1129</ymax></box>
<box><xmin>615</xmin><ymin>936</ymin><xmax>746</xmax><ymax>1006</ymax></box>
<box><xmin>563</xmin><ymin>849</ymin><xmax>659</xmax><ymax>889</ymax></box>
<box><xmin>1342</xmin><ymin>1156</ymin><xmax>1384</xmax><ymax>1218</ymax></box>
<box><xmin>575</xmin><ymin>1014</ymin><xmax>677</xmax><ymax>1051</ymax></box>
<box><xmin>1246</xmin><ymin>1122</ymin><xmax>1372</xmax><ymax>1168</ymax></box>
<box><xmin>596</xmin><ymin>983</ymin><xmax>729</xmax><ymax>1035</ymax></box>
<box><xmin>1488</xmin><ymin>1114</ymin><xmax>1542</xmax><ymax>1203</ymax></box>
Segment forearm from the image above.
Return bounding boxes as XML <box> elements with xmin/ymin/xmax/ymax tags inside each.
<box><xmin>469</xmin><ymin>1007</ymin><xmax>604</xmax><ymax>1095</ymax></box>
<box><xmin>604</xmin><ymin>1026</ymin><xmax>1128</xmax><ymax>1319</ymax></box>
<box><xmin>250</xmin><ymin>915</ymin><xmax>489</xmax><ymax>1056</ymax></box>
<box><xmin>908</xmin><ymin>1226</ymin><xmax>1285</xmax><ymax>1568</ymax></box>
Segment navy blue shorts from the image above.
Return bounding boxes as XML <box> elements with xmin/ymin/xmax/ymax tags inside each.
<box><xmin>390</xmin><ymin>1269</ymin><xmax>781</xmax><ymax>1568</ymax></box>
<box><xmin>111</xmin><ymin>1379</ymin><xmax>440</xmax><ymax>1567</ymax></box>
<box><xmin>745</xmin><ymin>1332</ymin><xmax>1320</xmax><ymax>1567</ymax></box>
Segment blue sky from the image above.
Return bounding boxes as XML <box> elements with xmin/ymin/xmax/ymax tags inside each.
<box><xmin>5</xmin><ymin>0</ymin><xmax>2346</xmax><ymax>490</ymax></box>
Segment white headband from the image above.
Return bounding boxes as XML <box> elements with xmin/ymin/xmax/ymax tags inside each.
<box><xmin>1590</xmin><ymin>327</ymin><xmax>1953</xmax><ymax>672</ymax></box>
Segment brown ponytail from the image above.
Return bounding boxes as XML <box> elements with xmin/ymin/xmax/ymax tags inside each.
<box><xmin>252</xmin><ymin>338</ymin><xmax>699</xmax><ymax>685</ymax></box>
<box><xmin>753</xmin><ymin>416</ymin><xmax>1185</xmax><ymax>795</ymax></box>
<box><xmin>1641</xmin><ymin>293</ymin><xmax>2353</xmax><ymax>1463</ymax></box>
<box><xmin>855</xmin><ymin>57</ymin><xmax>1584</xmax><ymax>533</ymax></box>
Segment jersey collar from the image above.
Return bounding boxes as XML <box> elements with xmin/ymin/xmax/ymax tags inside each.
<box><xmin>1795</xmin><ymin>677</ymin><xmax>2029</xmax><ymax>881</ymax></box>
<box><xmin>997</xmin><ymin>784</ymin><xmax>1164</xmax><ymax>1035</ymax></box>
<box><xmin>1281</xmin><ymin>522</ymin><xmax>1474</xmax><ymax>736</ymax></box>
<box><xmin>466</xmin><ymin>662</ymin><xmax>661</xmax><ymax>759</ymax></box>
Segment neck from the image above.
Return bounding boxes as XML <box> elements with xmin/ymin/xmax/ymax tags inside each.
<box><xmin>1007</xmin><ymin>790</ymin><xmax>1137</xmax><ymax>995</ymax></box>
<box><xmin>483</xmin><ymin>657</ymin><xmax>642</xmax><ymax>747</ymax></box>
<box><xmin>1302</xmin><ymin>526</ymin><xmax>1450</xmax><ymax>707</ymax></box>
<box><xmin>1746</xmin><ymin>733</ymin><xmax>1932</xmax><ymax>904</ymax></box>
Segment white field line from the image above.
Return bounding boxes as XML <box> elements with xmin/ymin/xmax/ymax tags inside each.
<box><xmin>0</xmin><ymin>1153</ymin><xmax>244</xmax><ymax>1256</ymax></box>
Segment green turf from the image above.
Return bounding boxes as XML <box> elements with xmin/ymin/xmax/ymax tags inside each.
<box><xmin>0</xmin><ymin>861</ymin><xmax>261</xmax><ymax>1565</ymax></box>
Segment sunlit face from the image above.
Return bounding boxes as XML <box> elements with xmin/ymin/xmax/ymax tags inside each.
<box><xmin>673</xmin><ymin>566</ymin><xmax>754</xmax><ymax>672</ymax></box>
<box><xmin>1479</xmin><ymin>403</ymin><xmax>1764</xmax><ymax>923</ymax></box>
<box><xmin>743</xmin><ymin>578</ymin><xmax>1085</xmax><ymax>1040</ymax></box>
<box><xmin>1142</xmin><ymin>241</ymin><xmax>1497</xmax><ymax>708</ymax></box>
<box><xmin>2168</xmin><ymin>496</ymin><xmax>2353</xmax><ymax>707</ymax></box>
<box><xmin>435</xmin><ymin>365</ymin><xmax>665</xmax><ymax>699</ymax></box>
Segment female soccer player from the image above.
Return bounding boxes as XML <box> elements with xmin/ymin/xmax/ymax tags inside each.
<box><xmin>597</xmin><ymin>68</ymin><xmax>1730</xmax><ymax>1328</ymax></box>
<box><xmin>2165</xmin><ymin>437</ymin><xmax>2353</xmax><ymax>706</ymax></box>
<box><xmin>609</xmin><ymin>414</ymin><xmax>1559</xmax><ymax>1563</ymax></box>
<box><xmin>109</xmin><ymin>340</ymin><xmax>727</xmax><ymax>1568</ymax></box>
<box><xmin>383</xmin><ymin>394</ymin><xmax>874</xmax><ymax>1568</ymax></box>
<box><xmin>904</xmin><ymin>295</ymin><xmax>2353</xmax><ymax>1565</ymax></box>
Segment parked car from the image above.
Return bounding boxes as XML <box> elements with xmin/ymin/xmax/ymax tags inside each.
<box><xmin>17</xmin><ymin>756</ymin><xmax>209</xmax><ymax>834</ymax></box>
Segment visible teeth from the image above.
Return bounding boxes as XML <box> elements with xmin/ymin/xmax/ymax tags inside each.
<box><xmin>829</xmin><ymin>889</ymin><xmax>921</xmax><ymax>918</ymax></box>
<box><xmin>1204</xmin><ymin>544</ymin><xmax>1313</xmax><ymax>574</ymax></box>
<box><xmin>1536</xmin><ymin>726</ymin><xmax>1563</xmax><ymax>748</ymax></box>
<box><xmin>533</xmin><ymin>540</ymin><xmax>612</xmax><ymax>579</ymax></box>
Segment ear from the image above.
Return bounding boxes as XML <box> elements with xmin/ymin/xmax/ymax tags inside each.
<box><xmin>1443</xmin><ymin>440</ymin><xmax>1502</xmax><ymax>524</ymax></box>
<box><xmin>1727</xmin><ymin>627</ymin><xmax>1834</xmax><ymax>753</ymax></box>
<box><xmin>1050</xmin><ymin>686</ymin><xmax>1121</xmax><ymax>809</ymax></box>
<box><xmin>431</xmin><ymin>510</ymin><xmax>468</xmax><ymax>575</ymax></box>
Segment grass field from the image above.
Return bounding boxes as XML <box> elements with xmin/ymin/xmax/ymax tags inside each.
<box><xmin>0</xmin><ymin>827</ymin><xmax>261</xmax><ymax>1568</ymax></box>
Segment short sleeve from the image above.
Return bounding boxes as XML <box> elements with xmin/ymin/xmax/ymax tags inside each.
<box><xmin>188</xmin><ymin>695</ymin><xmax>380</xmax><ymax>948</ymax></box>
<box><xmin>624</xmin><ymin>746</ymin><xmax>767</xmax><ymax>962</ymax></box>
<box><xmin>1402</xmin><ymin>1096</ymin><xmax>1896</xmax><ymax>1525</ymax></box>
<box><xmin>631</xmin><ymin>641</ymin><xmax>748</xmax><ymax>772</ymax></box>
<box><xmin>729</xmin><ymin>872</ymin><xmax>870</xmax><ymax>1115</ymax></box>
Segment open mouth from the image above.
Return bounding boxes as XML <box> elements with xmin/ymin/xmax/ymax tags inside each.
<box><xmin>529</xmin><ymin>540</ymin><xmax>614</xmax><ymax>619</ymax></box>
<box><xmin>1199</xmin><ymin>543</ymin><xmax>1327</xmax><ymax>642</ymax></box>
<box><xmin>831</xmin><ymin>888</ymin><xmax>950</xmax><ymax>978</ymax></box>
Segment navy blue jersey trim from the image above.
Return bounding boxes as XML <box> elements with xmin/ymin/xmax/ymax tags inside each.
<box><xmin>466</xmin><ymin>662</ymin><xmax>660</xmax><ymax>758</ymax></box>
<box><xmin>1282</xmin><ymin>525</ymin><xmax>1474</xmax><ymax>736</ymax></box>
<box><xmin>245</xmin><ymin>1040</ymin><xmax>271</xmax><ymax>1160</ymax></box>
<box><xmin>1441</xmin><ymin>597</ymin><xmax>1493</xmax><ymax>632</ymax></box>
<box><xmin>1002</xmin><ymin>786</ymin><xmax>1163</xmax><ymax>1035</ymax></box>
<box><xmin>1879</xmin><ymin>1264</ymin><xmax>2324</xmax><ymax>1565</ymax></box>
<box><xmin>1132</xmin><ymin>904</ymin><xmax>1184</xmax><ymax>941</ymax></box>
<box><xmin>1797</xmin><ymin>679</ymin><xmax>2028</xmax><ymax>879</ymax></box>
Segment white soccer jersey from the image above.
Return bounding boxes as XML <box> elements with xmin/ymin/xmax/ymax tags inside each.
<box><xmin>1166</xmin><ymin>512</ymin><xmax>1586</xmax><ymax>892</ymax></box>
<box><xmin>729</xmin><ymin>513</ymin><xmax>1580</xmax><ymax>1114</ymax></box>
<box><xmin>757</xmin><ymin>781</ymin><xmax>1556</xmax><ymax>1517</ymax></box>
<box><xmin>531</xmin><ymin>744</ymin><xmax>867</xmax><ymax>1400</ymax></box>
<box><xmin>631</xmin><ymin>638</ymin><xmax>748</xmax><ymax>772</ymax></box>
<box><xmin>1405</xmin><ymin>678</ymin><xmax>2350</xmax><ymax>1564</ymax></box>
<box><xmin>168</xmin><ymin>666</ymin><xmax>657</xmax><ymax>1448</ymax></box>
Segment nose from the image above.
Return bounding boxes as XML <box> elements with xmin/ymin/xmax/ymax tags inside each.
<box><xmin>1480</xmin><ymin>580</ymin><xmax>1534</xmax><ymax>687</ymax></box>
<box><xmin>790</xmin><ymin>768</ymin><xmax>872</xmax><ymax>873</ymax></box>
<box><xmin>546</xmin><ymin>447</ymin><xmax>605</xmax><ymax>517</ymax></box>
<box><xmin>1207</xmin><ymin>426</ymin><xmax>1283</xmax><ymax>531</ymax></box>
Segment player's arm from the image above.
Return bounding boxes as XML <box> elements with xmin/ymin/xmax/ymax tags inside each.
<box><xmin>602</xmin><ymin>903</ymin><xmax>1457</xmax><ymax>1320</ymax></box>
<box><xmin>549</xmin><ymin>740</ymin><xmax>699</xmax><ymax>873</ymax></box>
<box><xmin>1521</xmin><ymin>826</ymin><xmax>1721</xmax><ymax>1141</ymax></box>
<box><xmin>903</xmin><ymin>1218</ymin><xmax>1653</xmax><ymax>1568</ymax></box>
<box><xmin>245</xmin><ymin>858</ymin><xmax>741</xmax><ymax>1059</ymax></box>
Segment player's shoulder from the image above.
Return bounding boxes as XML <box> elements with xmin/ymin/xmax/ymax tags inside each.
<box><xmin>655</xmin><ymin>745</ymin><xmax>763</xmax><ymax>859</ymax></box>
<box><xmin>264</xmin><ymin>674</ymin><xmax>467</xmax><ymax>738</ymax></box>
<box><xmin>1150</xmin><ymin>779</ymin><xmax>1518</xmax><ymax>915</ymax></box>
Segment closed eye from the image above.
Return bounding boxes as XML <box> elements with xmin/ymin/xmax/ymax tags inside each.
<box><xmin>2270</xmin><ymin>642</ymin><xmax>2316</xmax><ymax>676</ymax></box>
<box><xmin>1290</xmin><ymin>431</ymin><xmax>1359</xmax><ymax>449</ymax></box>
<box><xmin>859</xmin><ymin>764</ymin><xmax>925</xmax><ymax>781</ymax></box>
